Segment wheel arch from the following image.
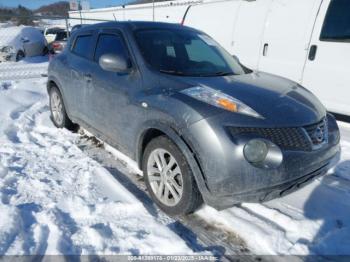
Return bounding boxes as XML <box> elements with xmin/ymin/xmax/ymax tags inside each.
<box><xmin>136</xmin><ymin>121</ymin><xmax>212</xmax><ymax>203</ymax></box>
<box><xmin>47</xmin><ymin>76</ymin><xmax>62</xmax><ymax>93</ymax></box>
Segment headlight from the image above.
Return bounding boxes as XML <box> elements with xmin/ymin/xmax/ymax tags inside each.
<box><xmin>181</xmin><ymin>86</ymin><xmax>262</xmax><ymax>118</ymax></box>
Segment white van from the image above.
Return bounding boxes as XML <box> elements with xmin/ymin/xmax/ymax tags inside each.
<box><xmin>183</xmin><ymin>0</ymin><xmax>350</xmax><ymax>116</ymax></box>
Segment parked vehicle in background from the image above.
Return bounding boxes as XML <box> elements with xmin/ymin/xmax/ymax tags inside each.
<box><xmin>48</xmin><ymin>22</ymin><xmax>340</xmax><ymax>215</ymax></box>
<box><xmin>48</xmin><ymin>30</ymin><xmax>68</xmax><ymax>55</ymax></box>
<box><xmin>183</xmin><ymin>0</ymin><xmax>350</xmax><ymax>117</ymax></box>
<box><xmin>0</xmin><ymin>26</ymin><xmax>47</xmax><ymax>62</ymax></box>
<box><xmin>44</xmin><ymin>27</ymin><xmax>66</xmax><ymax>44</ymax></box>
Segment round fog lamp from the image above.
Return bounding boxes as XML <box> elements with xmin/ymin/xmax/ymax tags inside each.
<box><xmin>244</xmin><ymin>139</ymin><xmax>268</xmax><ymax>164</ymax></box>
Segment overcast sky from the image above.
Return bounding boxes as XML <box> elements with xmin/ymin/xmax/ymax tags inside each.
<box><xmin>0</xmin><ymin>0</ymin><xmax>132</xmax><ymax>9</ymax></box>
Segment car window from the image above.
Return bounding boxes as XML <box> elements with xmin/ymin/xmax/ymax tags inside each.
<box><xmin>320</xmin><ymin>0</ymin><xmax>350</xmax><ymax>42</ymax></box>
<box><xmin>94</xmin><ymin>34</ymin><xmax>128</xmax><ymax>62</ymax></box>
<box><xmin>72</xmin><ymin>34</ymin><xmax>93</xmax><ymax>59</ymax></box>
<box><xmin>135</xmin><ymin>29</ymin><xmax>246</xmax><ymax>77</ymax></box>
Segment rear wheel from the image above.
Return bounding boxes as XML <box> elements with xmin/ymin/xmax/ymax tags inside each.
<box><xmin>143</xmin><ymin>136</ymin><xmax>203</xmax><ymax>216</ymax></box>
<box><xmin>49</xmin><ymin>86</ymin><xmax>75</xmax><ymax>130</ymax></box>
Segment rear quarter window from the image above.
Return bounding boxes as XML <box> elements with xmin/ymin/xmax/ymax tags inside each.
<box><xmin>72</xmin><ymin>34</ymin><xmax>93</xmax><ymax>59</ymax></box>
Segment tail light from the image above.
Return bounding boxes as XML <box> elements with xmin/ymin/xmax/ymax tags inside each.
<box><xmin>52</xmin><ymin>42</ymin><xmax>63</xmax><ymax>52</ymax></box>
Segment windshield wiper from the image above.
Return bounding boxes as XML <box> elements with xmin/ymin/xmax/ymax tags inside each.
<box><xmin>213</xmin><ymin>71</ymin><xmax>234</xmax><ymax>76</ymax></box>
<box><xmin>159</xmin><ymin>70</ymin><xmax>234</xmax><ymax>77</ymax></box>
<box><xmin>159</xmin><ymin>69</ymin><xmax>187</xmax><ymax>76</ymax></box>
<box><xmin>197</xmin><ymin>71</ymin><xmax>234</xmax><ymax>77</ymax></box>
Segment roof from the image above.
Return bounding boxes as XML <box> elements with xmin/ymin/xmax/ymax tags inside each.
<box><xmin>80</xmin><ymin>21</ymin><xmax>195</xmax><ymax>32</ymax></box>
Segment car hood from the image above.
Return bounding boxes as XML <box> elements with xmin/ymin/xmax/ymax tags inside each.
<box><xmin>174</xmin><ymin>72</ymin><xmax>326</xmax><ymax>127</ymax></box>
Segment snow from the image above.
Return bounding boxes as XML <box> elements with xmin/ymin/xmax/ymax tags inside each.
<box><xmin>0</xmin><ymin>56</ymin><xmax>48</xmax><ymax>80</ymax></box>
<box><xmin>0</xmin><ymin>59</ymin><xmax>350</xmax><ymax>255</ymax></box>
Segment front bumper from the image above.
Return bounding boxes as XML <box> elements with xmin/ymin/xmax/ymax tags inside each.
<box><xmin>184</xmin><ymin>113</ymin><xmax>341</xmax><ymax>210</ymax></box>
<box><xmin>211</xmin><ymin>149</ymin><xmax>339</xmax><ymax>209</ymax></box>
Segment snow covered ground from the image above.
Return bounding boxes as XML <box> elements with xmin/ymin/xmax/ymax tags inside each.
<box><xmin>0</xmin><ymin>57</ymin><xmax>48</xmax><ymax>81</ymax></box>
<box><xmin>0</xmin><ymin>58</ymin><xmax>349</xmax><ymax>256</ymax></box>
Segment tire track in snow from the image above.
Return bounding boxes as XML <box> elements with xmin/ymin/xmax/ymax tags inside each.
<box><xmin>0</xmin><ymin>100</ymin><xmax>77</xmax><ymax>254</ymax></box>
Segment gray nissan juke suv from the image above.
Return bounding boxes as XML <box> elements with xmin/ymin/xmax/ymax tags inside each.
<box><xmin>47</xmin><ymin>22</ymin><xmax>340</xmax><ymax>215</ymax></box>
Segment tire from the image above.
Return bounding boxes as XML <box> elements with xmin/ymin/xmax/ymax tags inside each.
<box><xmin>16</xmin><ymin>50</ymin><xmax>25</xmax><ymax>62</ymax></box>
<box><xmin>49</xmin><ymin>86</ymin><xmax>76</xmax><ymax>130</ymax></box>
<box><xmin>142</xmin><ymin>136</ymin><xmax>203</xmax><ymax>216</ymax></box>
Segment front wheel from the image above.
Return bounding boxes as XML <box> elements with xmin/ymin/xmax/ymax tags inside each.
<box><xmin>143</xmin><ymin>136</ymin><xmax>203</xmax><ymax>216</ymax></box>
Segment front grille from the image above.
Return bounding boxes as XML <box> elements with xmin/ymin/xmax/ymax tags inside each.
<box><xmin>303</xmin><ymin>118</ymin><xmax>328</xmax><ymax>147</ymax></box>
<box><xmin>229</xmin><ymin>126</ymin><xmax>311</xmax><ymax>151</ymax></box>
<box><xmin>229</xmin><ymin>117</ymin><xmax>328</xmax><ymax>152</ymax></box>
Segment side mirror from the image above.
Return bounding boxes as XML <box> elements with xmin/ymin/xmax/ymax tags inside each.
<box><xmin>99</xmin><ymin>54</ymin><xmax>129</xmax><ymax>73</ymax></box>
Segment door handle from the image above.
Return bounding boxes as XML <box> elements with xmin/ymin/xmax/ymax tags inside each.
<box><xmin>263</xmin><ymin>43</ymin><xmax>269</xmax><ymax>56</ymax></box>
<box><xmin>308</xmin><ymin>45</ymin><xmax>318</xmax><ymax>61</ymax></box>
<box><xmin>84</xmin><ymin>73</ymin><xmax>92</xmax><ymax>82</ymax></box>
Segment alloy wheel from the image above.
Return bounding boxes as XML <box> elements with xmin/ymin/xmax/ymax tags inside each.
<box><xmin>147</xmin><ymin>148</ymin><xmax>184</xmax><ymax>206</ymax></box>
<box><xmin>50</xmin><ymin>91</ymin><xmax>64</xmax><ymax>126</ymax></box>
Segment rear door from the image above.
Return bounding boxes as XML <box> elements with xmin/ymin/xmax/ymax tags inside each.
<box><xmin>231</xmin><ymin>0</ymin><xmax>272</xmax><ymax>69</ymax></box>
<box><xmin>257</xmin><ymin>0</ymin><xmax>322</xmax><ymax>82</ymax></box>
<box><xmin>183</xmin><ymin>1</ymin><xmax>241</xmax><ymax>53</ymax></box>
<box><xmin>66</xmin><ymin>31</ymin><xmax>95</xmax><ymax>121</ymax></box>
<box><xmin>302</xmin><ymin>0</ymin><xmax>350</xmax><ymax>115</ymax></box>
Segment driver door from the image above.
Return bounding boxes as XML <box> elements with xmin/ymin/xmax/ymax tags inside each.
<box><xmin>84</xmin><ymin>29</ymin><xmax>142</xmax><ymax>152</ymax></box>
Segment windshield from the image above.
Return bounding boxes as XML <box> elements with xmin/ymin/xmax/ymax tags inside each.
<box><xmin>135</xmin><ymin>29</ymin><xmax>247</xmax><ymax>77</ymax></box>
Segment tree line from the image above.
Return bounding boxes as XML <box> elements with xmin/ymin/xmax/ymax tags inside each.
<box><xmin>0</xmin><ymin>1</ymin><xmax>70</xmax><ymax>25</ymax></box>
